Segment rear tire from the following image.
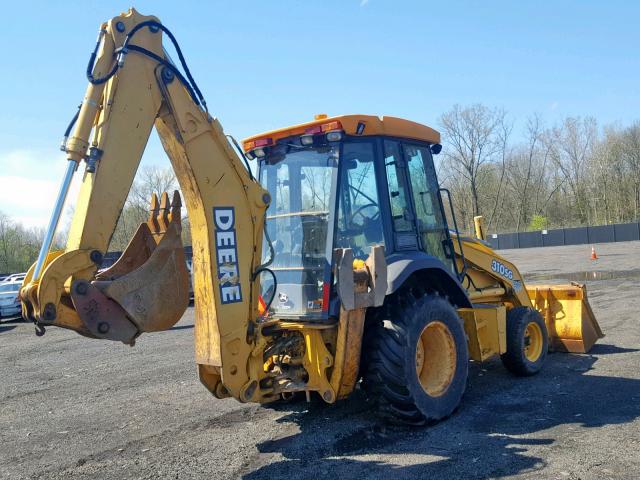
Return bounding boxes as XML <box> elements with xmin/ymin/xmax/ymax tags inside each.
<box><xmin>500</xmin><ymin>306</ymin><xmax>548</xmax><ymax>376</ymax></box>
<box><xmin>362</xmin><ymin>294</ymin><xmax>469</xmax><ymax>425</ymax></box>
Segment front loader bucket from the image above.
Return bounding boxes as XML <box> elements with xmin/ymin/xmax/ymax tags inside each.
<box><xmin>527</xmin><ymin>283</ymin><xmax>604</xmax><ymax>353</ymax></box>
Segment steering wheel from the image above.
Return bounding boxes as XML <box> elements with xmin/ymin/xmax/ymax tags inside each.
<box><xmin>349</xmin><ymin>203</ymin><xmax>380</xmax><ymax>227</ymax></box>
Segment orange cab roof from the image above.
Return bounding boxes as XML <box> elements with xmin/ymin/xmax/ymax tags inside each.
<box><xmin>242</xmin><ymin>114</ymin><xmax>440</xmax><ymax>151</ymax></box>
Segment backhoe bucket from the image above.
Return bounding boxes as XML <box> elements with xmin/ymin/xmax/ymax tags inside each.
<box><xmin>90</xmin><ymin>191</ymin><xmax>190</xmax><ymax>339</ymax></box>
<box><xmin>527</xmin><ymin>283</ymin><xmax>604</xmax><ymax>353</ymax></box>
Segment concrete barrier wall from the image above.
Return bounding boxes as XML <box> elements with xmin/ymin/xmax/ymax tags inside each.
<box><xmin>490</xmin><ymin>222</ymin><xmax>640</xmax><ymax>250</ymax></box>
<box><xmin>614</xmin><ymin>222</ymin><xmax>640</xmax><ymax>242</ymax></box>
<box><xmin>543</xmin><ymin>228</ymin><xmax>564</xmax><ymax>247</ymax></box>
<box><xmin>518</xmin><ymin>231</ymin><xmax>543</xmax><ymax>248</ymax></box>
<box><xmin>564</xmin><ymin>226</ymin><xmax>589</xmax><ymax>245</ymax></box>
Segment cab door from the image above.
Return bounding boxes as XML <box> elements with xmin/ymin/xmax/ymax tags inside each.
<box><xmin>401</xmin><ymin>143</ymin><xmax>457</xmax><ymax>273</ymax></box>
<box><xmin>383</xmin><ymin>140</ymin><xmax>420</xmax><ymax>250</ymax></box>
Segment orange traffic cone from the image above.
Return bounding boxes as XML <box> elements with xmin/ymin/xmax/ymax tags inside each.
<box><xmin>591</xmin><ymin>246</ymin><xmax>598</xmax><ymax>260</ymax></box>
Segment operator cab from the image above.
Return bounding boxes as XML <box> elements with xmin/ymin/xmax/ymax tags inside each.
<box><xmin>244</xmin><ymin>115</ymin><xmax>460</xmax><ymax>321</ymax></box>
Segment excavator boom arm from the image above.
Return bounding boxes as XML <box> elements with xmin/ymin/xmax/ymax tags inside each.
<box><xmin>20</xmin><ymin>9</ymin><xmax>270</xmax><ymax>399</ymax></box>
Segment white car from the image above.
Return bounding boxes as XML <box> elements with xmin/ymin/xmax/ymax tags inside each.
<box><xmin>4</xmin><ymin>273</ymin><xmax>26</xmax><ymax>283</ymax></box>
<box><xmin>0</xmin><ymin>280</ymin><xmax>22</xmax><ymax>318</ymax></box>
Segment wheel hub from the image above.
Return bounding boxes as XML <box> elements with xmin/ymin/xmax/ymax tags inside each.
<box><xmin>524</xmin><ymin>321</ymin><xmax>543</xmax><ymax>362</ymax></box>
<box><xmin>415</xmin><ymin>321</ymin><xmax>457</xmax><ymax>397</ymax></box>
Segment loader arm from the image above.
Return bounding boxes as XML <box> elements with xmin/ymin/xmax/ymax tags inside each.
<box><xmin>451</xmin><ymin>217</ymin><xmax>603</xmax><ymax>354</ymax></box>
<box><xmin>20</xmin><ymin>8</ymin><xmax>270</xmax><ymax>399</ymax></box>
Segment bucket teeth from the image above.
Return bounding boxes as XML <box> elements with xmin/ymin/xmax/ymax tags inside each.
<box><xmin>158</xmin><ymin>191</ymin><xmax>171</xmax><ymax>232</ymax></box>
<box><xmin>91</xmin><ymin>188</ymin><xmax>188</xmax><ymax>338</ymax></box>
<box><xmin>170</xmin><ymin>190</ymin><xmax>182</xmax><ymax>225</ymax></box>
<box><xmin>148</xmin><ymin>193</ymin><xmax>160</xmax><ymax>232</ymax></box>
<box><xmin>146</xmin><ymin>191</ymin><xmax>183</xmax><ymax>234</ymax></box>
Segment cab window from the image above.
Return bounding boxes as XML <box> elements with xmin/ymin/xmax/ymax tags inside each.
<box><xmin>383</xmin><ymin>140</ymin><xmax>415</xmax><ymax>232</ymax></box>
<box><xmin>403</xmin><ymin>143</ymin><xmax>453</xmax><ymax>270</ymax></box>
<box><xmin>336</xmin><ymin>141</ymin><xmax>384</xmax><ymax>259</ymax></box>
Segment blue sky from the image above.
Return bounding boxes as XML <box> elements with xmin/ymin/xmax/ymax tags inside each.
<box><xmin>1</xmin><ymin>1</ymin><xmax>638</xmax><ymax>227</ymax></box>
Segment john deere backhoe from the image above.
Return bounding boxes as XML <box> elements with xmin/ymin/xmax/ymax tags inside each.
<box><xmin>20</xmin><ymin>8</ymin><xmax>603</xmax><ymax>425</ymax></box>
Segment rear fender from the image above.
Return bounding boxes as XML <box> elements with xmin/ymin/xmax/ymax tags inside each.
<box><xmin>386</xmin><ymin>252</ymin><xmax>471</xmax><ymax>308</ymax></box>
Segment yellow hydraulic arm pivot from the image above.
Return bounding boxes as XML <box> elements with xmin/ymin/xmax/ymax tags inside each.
<box><xmin>20</xmin><ymin>9</ymin><xmax>271</xmax><ymax>401</ymax></box>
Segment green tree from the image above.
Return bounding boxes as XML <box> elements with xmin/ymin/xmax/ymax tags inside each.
<box><xmin>528</xmin><ymin>214</ymin><xmax>549</xmax><ymax>231</ymax></box>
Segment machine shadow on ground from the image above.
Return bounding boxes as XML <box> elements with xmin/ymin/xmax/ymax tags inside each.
<box><xmin>244</xmin><ymin>344</ymin><xmax>640</xmax><ymax>479</ymax></box>
<box><xmin>0</xmin><ymin>324</ymin><xmax>16</xmax><ymax>333</ymax></box>
<box><xmin>1</xmin><ymin>316</ymin><xmax>29</xmax><ymax>333</ymax></box>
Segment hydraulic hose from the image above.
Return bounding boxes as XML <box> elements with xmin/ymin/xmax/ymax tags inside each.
<box><xmin>120</xmin><ymin>20</ymin><xmax>207</xmax><ymax>112</ymax></box>
<box><xmin>227</xmin><ymin>135</ymin><xmax>255</xmax><ymax>181</ymax></box>
<box><xmin>85</xmin><ymin>20</ymin><xmax>207</xmax><ymax>113</ymax></box>
<box><xmin>85</xmin><ymin>29</ymin><xmax>119</xmax><ymax>85</ymax></box>
<box><xmin>253</xmin><ymin>217</ymin><xmax>277</xmax><ymax>315</ymax></box>
<box><xmin>60</xmin><ymin>104</ymin><xmax>81</xmax><ymax>151</ymax></box>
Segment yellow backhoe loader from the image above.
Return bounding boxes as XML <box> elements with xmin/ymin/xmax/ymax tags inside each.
<box><xmin>20</xmin><ymin>8</ymin><xmax>603</xmax><ymax>425</ymax></box>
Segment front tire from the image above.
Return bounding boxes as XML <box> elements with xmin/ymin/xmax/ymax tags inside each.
<box><xmin>362</xmin><ymin>294</ymin><xmax>469</xmax><ymax>425</ymax></box>
<box><xmin>500</xmin><ymin>306</ymin><xmax>548</xmax><ymax>376</ymax></box>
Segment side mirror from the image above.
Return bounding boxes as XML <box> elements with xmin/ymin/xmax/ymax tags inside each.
<box><xmin>430</xmin><ymin>143</ymin><xmax>442</xmax><ymax>155</ymax></box>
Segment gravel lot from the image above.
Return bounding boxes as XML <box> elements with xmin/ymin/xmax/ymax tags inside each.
<box><xmin>1</xmin><ymin>242</ymin><xmax>639</xmax><ymax>479</ymax></box>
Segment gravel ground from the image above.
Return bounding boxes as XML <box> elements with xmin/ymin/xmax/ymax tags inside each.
<box><xmin>1</xmin><ymin>241</ymin><xmax>639</xmax><ymax>479</ymax></box>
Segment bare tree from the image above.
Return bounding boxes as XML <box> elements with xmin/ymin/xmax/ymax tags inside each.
<box><xmin>504</xmin><ymin>115</ymin><xmax>544</xmax><ymax>231</ymax></box>
<box><xmin>0</xmin><ymin>212</ymin><xmax>14</xmax><ymax>273</ymax></box>
<box><xmin>109</xmin><ymin>166</ymin><xmax>185</xmax><ymax>251</ymax></box>
<box><xmin>544</xmin><ymin>117</ymin><xmax>597</xmax><ymax>224</ymax></box>
<box><xmin>0</xmin><ymin>212</ymin><xmax>52</xmax><ymax>273</ymax></box>
<box><xmin>439</xmin><ymin>104</ymin><xmax>510</xmax><ymax>230</ymax></box>
<box><xmin>620</xmin><ymin>123</ymin><xmax>640</xmax><ymax>220</ymax></box>
<box><xmin>486</xmin><ymin>119</ymin><xmax>513</xmax><ymax>231</ymax></box>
